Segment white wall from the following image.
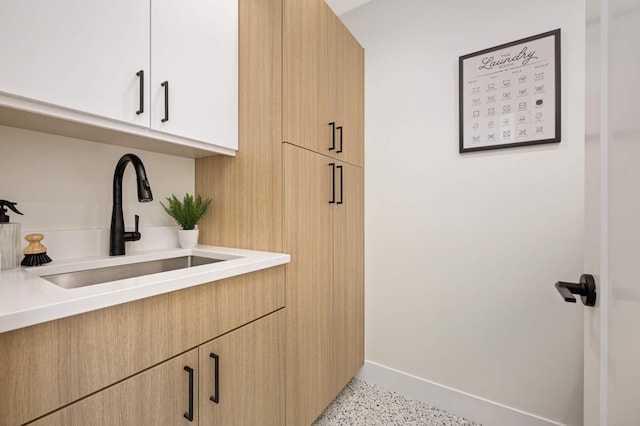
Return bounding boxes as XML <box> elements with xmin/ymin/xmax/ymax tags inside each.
<box><xmin>341</xmin><ymin>0</ymin><xmax>585</xmax><ymax>425</ymax></box>
<box><xmin>0</xmin><ymin>125</ymin><xmax>194</xmax><ymax>256</ymax></box>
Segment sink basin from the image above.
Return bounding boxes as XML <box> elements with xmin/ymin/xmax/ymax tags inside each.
<box><xmin>42</xmin><ymin>255</ymin><xmax>224</xmax><ymax>289</ymax></box>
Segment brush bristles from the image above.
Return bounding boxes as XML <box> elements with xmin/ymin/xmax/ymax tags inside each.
<box><xmin>21</xmin><ymin>252</ymin><xmax>53</xmax><ymax>267</ymax></box>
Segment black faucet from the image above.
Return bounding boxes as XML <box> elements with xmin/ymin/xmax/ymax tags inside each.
<box><xmin>109</xmin><ymin>154</ymin><xmax>153</xmax><ymax>256</ymax></box>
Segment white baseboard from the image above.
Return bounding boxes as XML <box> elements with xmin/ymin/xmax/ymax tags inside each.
<box><xmin>356</xmin><ymin>360</ymin><xmax>566</xmax><ymax>426</ymax></box>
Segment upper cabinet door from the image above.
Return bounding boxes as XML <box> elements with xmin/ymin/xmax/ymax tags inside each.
<box><xmin>283</xmin><ymin>0</ymin><xmax>334</xmax><ymax>153</ymax></box>
<box><xmin>334</xmin><ymin>26</ymin><xmax>365</xmax><ymax>167</ymax></box>
<box><xmin>151</xmin><ymin>0</ymin><xmax>238</xmax><ymax>150</ymax></box>
<box><xmin>283</xmin><ymin>0</ymin><xmax>364</xmax><ymax>167</ymax></box>
<box><xmin>0</xmin><ymin>0</ymin><xmax>150</xmax><ymax>127</ymax></box>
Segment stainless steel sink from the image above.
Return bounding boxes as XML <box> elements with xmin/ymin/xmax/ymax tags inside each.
<box><xmin>42</xmin><ymin>256</ymin><xmax>224</xmax><ymax>289</ymax></box>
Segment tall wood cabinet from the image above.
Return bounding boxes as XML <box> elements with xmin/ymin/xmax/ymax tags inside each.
<box><xmin>196</xmin><ymin>0</ymin><xmax>364</xmax><ymax>424</ymax></box>
<box><xmin>283</xmin><ymin>146</ymin><xmax>364</xmax><ymax>425</ymax></box>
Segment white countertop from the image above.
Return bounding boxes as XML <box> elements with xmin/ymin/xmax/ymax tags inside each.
<box><xmin>0</xmin><ymin>245</ymin><xmax>290</xmax><ymax>334</ymax></box>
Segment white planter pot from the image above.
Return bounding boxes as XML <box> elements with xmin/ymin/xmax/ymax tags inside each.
<box><xmin>178</xmin><ymin>229</ymin><xmax>199</xmax><ymax>249</ymax></box>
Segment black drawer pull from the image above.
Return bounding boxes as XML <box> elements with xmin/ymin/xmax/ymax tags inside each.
<box><xmin>183</xmin><ymin>366</ymin><xmax>194</xmax><ymax>421</ymax></box>
<box><xmin>210</xmin><ymin>353</ymin><xmax>220</xmax><ymax>404</ymax></box>
<box><xmin>336</xmin><ymin>126</ymin><xmax>343</xmax><ymax>153</ymax></box>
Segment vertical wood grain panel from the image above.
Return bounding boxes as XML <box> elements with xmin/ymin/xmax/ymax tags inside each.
<box><xmin>283</xmin><ymin>144</ymin><xmax>335</xmax><ymax>426</ymax></box>
<box><xmin>196</xmin><ymin>0</ymin><xmax>282</xmax><ymax>253</ymax></box>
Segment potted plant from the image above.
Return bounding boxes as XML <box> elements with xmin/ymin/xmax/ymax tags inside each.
<box><xmin>160</xmin><ymin>193</ymin><xmax>212</xmax><ymax>248</ymax></box>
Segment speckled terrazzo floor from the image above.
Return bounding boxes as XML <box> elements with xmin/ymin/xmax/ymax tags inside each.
<box><xmin>312</xmin><ymin>378</ymin><xmax>482</xmax><ymax>426</ymax></box>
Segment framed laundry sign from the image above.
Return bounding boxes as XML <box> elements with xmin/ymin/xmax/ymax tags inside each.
<box><xmin>459</xmin><ymin>29</ymin><xmax>561</xmax><ymax>153</ymax></box>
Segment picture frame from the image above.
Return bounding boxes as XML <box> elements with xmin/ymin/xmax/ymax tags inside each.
<box><xmin>459</xmin><ymin>29</ymin><xmax>561</xmax><ymax>153</ymax></box>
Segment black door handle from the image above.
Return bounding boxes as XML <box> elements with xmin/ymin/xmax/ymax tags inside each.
<box><xmin>555</xmin><ymin>274</ymin><xmax>596</xmax><ymax>307</ymax></box>
<box><xmin>336</xmin><ymin>126</ymin><xmax>343</xmax><ymax>153</ymax></box>
<box><xmin>329</xmin><ymin>122</ymin><xmax>336</xmax><ymax>151</ymax></box>
<box><xmin>329</xmin><ymin>163</ymin><xmax>336</xmax><ymax>204</ymax></box>
<box><xmin>337</xmin><ymin>165</ymin><xmax>343</xmax><ymax>204</ymax></box>
<box><xmin>209</xmin><ymin>353</ymin><xmax>220</xmax><ymax>404</ymax></box>
<box><xmin>161</xmin><ymin>81</ymin><xmax>169</xmax><ymax>122</ymax></box>
<box><xmin>183</xmin><ymin>366</ymin><xmax>194</xmax><ymax>421</ymax></box>
<box><xmin>136</xmin><ymin>70</ymin><xmax>144</xmax><ymax>115</ymax></box>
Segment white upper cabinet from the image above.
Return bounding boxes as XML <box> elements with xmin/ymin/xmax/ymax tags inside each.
<box><xmin>151</xmin><ymin>0</ymin><xmax>238</xmax><ymax>150</ymax></box>
<box><xmin>0</xmin><ymin>0</ymin><xmax>150</xmax><ymax>127</ymax></box>
<box><xmin>0</xmin><ymin>0</ymin><xmax>238</xmax><ymax>157</ymax></box>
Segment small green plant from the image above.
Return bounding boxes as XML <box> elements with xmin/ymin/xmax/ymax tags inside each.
<box><xmin>160</xmin><ymin>193</ymin><xmax>212</xmax><ymax>230</ymax></box>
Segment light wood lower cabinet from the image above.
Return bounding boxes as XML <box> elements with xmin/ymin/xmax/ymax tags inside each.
<box><xmin>0</xmin><ymin>268</ymin><xmax>284</xmax><ymax>425</ymax></box>
<box><xmin>31</xmin><ymin>311</ymin><xmax>284</xmax><ymax>426</ymax></box>
<box><xmin>199</xmin><ymin>310</ymin><xmax>285</xmax><ymax>426</ymax></box>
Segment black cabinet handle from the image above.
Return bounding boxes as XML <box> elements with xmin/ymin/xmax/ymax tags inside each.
<box><xmin>161</xmin><ymin>81</ymin><xmax>169</xmax><ymax>122</ymax></box>
<box><xmin>328</xmin><ymin>122</ymin><xmax>336</xmax><ymax>151</ymax></box>
<box><xmin>136</xmin><ymin>70</ymin><xmax>144</xmax><ymax>115</ymax></box>
<box><xmin>183</xmin><ymin>366</ymin><xmax>194</xmax><ymax>422</ymax></box>
<box><xmin>336</xmin><ymin>126</ymin><xmax>343</xmax><ymax>154</ymax></box>
<box><xmin>209</xmin><ymin>353</ymin><xmax>220</xmax><ymax>404</ymax></box>
<box><xmin>554</xmin><ymin>274</ymin><xmax>596</xmax><ymax>307</ymax></box>
<box><xmin>337</xmin><ymin>165</ymin><xmax>343</xmax><ymax>204</ymax></box>
<box><xmin>329</xmin><ymin>163</ymin><xmax>336</xmax><ymax>204</ymax></box>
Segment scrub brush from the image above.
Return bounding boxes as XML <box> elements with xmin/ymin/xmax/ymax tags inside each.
<box><xmin>21</xmin><ymin>233</ymin><xmax>53</xmax><ymax>266</ymax></box>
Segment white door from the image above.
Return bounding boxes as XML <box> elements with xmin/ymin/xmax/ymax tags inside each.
<box><xmin>0</xmin><ymin>0</ymin><xmax>150</xmax><ymax>127</ymax></box>
<box><xmin>583</xmin><ymin>0</ymin><xmax>640</xmax><ymax>424</ymax></box>
<box><xmin>151</xmin><ymin>0</ymin><xmax>238</xmax><ymax>149</ymax></box>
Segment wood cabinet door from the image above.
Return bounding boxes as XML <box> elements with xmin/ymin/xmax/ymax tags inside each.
<box><xmin>282</xmin><ymin>0</ymin><xmax>334</xmax><ymax>154</ymax></box>
<box><xmin>334</xmin><ymin>27</ymin><xmax>365</xmax><ymax>168</ymax></box>
<box><xmin>31</xmin><ymin>349</ymin><xmax>199</xmax><ymax>426</ymax></box>
<box><xmin>0</xmin><ymin>0</ymin><xmax>149</xmax><ymax>127</ymax></box>
<box><xmin>151</xmin><ymin>0</ymin><xmax>238</xmax><ymax>149</ymax></box>
<box><xmin>283</xmin><ymin>143</ymin><xmax>335</xmax><ymax>426</ymax></box>
<box><xmin>199</xmin><ymin>310</ymin><xmax>285</xmax><ymax>426</ymax></box>
<box><xmin>333</xmin><ymin>162</ymin><xmax>365</xmax><ymax>393</ymax></box>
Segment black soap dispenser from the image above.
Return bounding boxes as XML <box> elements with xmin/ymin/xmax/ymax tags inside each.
<box><xmin>0</xmin><ymin>200</ymin><xmax>24</xmax><ymax>270</ymax></box>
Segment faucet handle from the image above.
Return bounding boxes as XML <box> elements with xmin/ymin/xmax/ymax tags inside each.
<box><xmin>124</xmin><ymin>214</ymin><xmax>142</xmax><ymax>242</ymax></box>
